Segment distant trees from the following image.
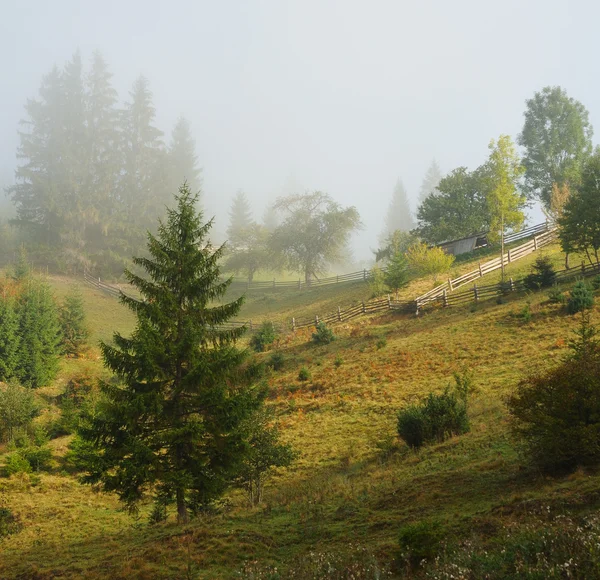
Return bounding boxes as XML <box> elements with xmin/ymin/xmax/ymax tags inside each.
<box><xmin>519</xmin><ymin>86</ymin><xmax>593</xmax><ymax>209</ymax></box>
<box><xmin>416</xmin><ymin>167</ymin><xmax>490</xmax><ymax>244</ymax></box>
<box><xmin>406</xmin><ymin>242</ymin><xmax>455</xmax><ymax>283</ymax></box>
<box><xmin>227</xmin><ymin>191</ymin><xmax>254</xmax><ymax>249</ymax></box>
<box><xmin>418</xmin><ymin>160</ymin><xmax>443</xmax><ymax>206</ymax></box>
<box><xmin>382</xmin><ymin>179</ymin><xmax>413</xmax><ymax>241</ymax></box>
<box><xmin>559</xmin><ymin>150</ymin><xmax>600</xmax><ymax>266</ymax></box>
<box><xmin>224</xmin><ymin>223</ymin><xmax>270</xmax><ymax>283</ymax></box>
<box><xmin>77</xmin><ymin>184</ymin><xmax>275</xmax><ymax>523</ymax></box>
<box><xmin>269</xmin><ymin>192</ymin><xmax>361</xmax><ymax>284</ymax></box>
<box><xmin>8</xmin><ymin>51</ymin><xmax>201</xmax><ymax>276</ymax></box>
<box><xmin>59</xmin><ymin>288</ymin><xmax>89</xmax><ymax>357</ymax></box>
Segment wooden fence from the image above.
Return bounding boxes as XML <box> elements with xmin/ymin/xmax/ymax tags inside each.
<box><xmin>415</xmin><ymin>226</ymin><xmax>558</xmax><ymax>309</ymax></box>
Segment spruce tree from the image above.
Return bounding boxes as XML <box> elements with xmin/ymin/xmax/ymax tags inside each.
<box><xmin>80</xmin><ymin>183</ymin><xmax>263</xmax><ymax>523</ymax></box>
<box><xmin>418</xmin><ymin>159</ymin><xmax>443</xmax><ymax>206</ymax></box>
<box><xmin>382</xmin><ymin>179</ymin><xmax>414</xmax><ymax>240</ymax></box>
<box><xmin>59</xmin><ymin>287</ymin><xmax>89</xmax><ymax>356</ymax></box>
<box><xmin>16</xmin><ymin>280</ymin><xmax>62</xmax><ymax>388</ymax></box>
<box><xmin>0</xmin><ymin>293</ymin><xmax>19</xmax><ymax>382</ymax></box>
<box><xmin>227</xmin><ymin>190</ymin><xmax>253</xmax><ymax>248</ymax></box>
<box><xmin>168</xmin><ymin>117</ymin><xmax>201</xmax><ymax>202</ymax></box>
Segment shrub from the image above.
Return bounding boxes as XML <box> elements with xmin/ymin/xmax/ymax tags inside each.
<box><xmin>312</xmin><ymin>322</ymin><xmax>335</xmax><ymax>345</ymax></box>
<box><xmin>267</xmin><ymin>351</ymin><xmax>285</xmax><ymax>371</ymax></box>
<box><xmin>20</xmin><ymin>446</ymin><xmax>52</xmax><ymax>472</ymax></box>
<box><xmin>398</xmin><ymin>520</ymin><xmax>446</xmax><ymax>566</ymax></box>
<box><xmin>334</xmin><ymin>355</ymin><xmax>343</xmax><ymax>368</ymax></box>
<box><xmin>0</xmin><ymin>382</ymin><xmax>39</xmax><ymax>443</ymax></box>
<box><xmin>523</xmin><ymin>255</ymin><xmax>557</xmax><ymax>291</ymax></box>
<box><xmin>397</xmin><ymin>373</ymin><xmax>471</xmax><ymax>449</ymax></box>
<box><xmin>369</xmin><ymin>265</ymin><xmax>387</xmax><ymax>298</ymax></box>
<box><xmin>298</xmin><ymin>367</ymin><xmax>311</xmax><ymax>382</ymax></box>
<box><xmin>249</xmin><ymin>321</ymin><xmax>278</xmax><ymax>352</ymax></box>
<box><xmin>376</xmin><ymin>337</ymin><xmax>387</xmax><ymax>350</ymax></box>
<box><xmin>4</xmin><ymin>453</ymin><xmax>32</xmax><ymax>476</ymax></box>
<box><xmin>567</xmin><ymin>280</ymin><xmax>594</xmax><ymax>314</ymax></box>
<box><xmin>0</xmin><ymin>507</ymin><xmax>22</xmax><ymax>538</ymax></box>
<box><xmin>508</xmin><ymin>313</ymin><xmax>600</xmax><ymax>471</ymax></box>
<box><xmin>592</xmin><ymin>274</ymin><xmax>600</xmax><ymax>291</ymax></box>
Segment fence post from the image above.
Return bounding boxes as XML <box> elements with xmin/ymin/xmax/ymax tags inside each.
<box><xmin>448</xmin><ymin>277</ymin><xmax>453</xmax><ymax>292</ymax></box>
<box><xmin>415</xmin><ymin>300</ymin><xmax>420</xmax><ymax>316</ymax></box>
<box><xmin>507</xmin><ymin>249</ymin><xmax>512</xmax><ymax>263</ymax></box>
<box><xmin>582</xmin><ymin>261</ymin><xmax>586</xmax><ymax>274</ymax></box>
<box><xmin>533</xmin><ymin>236</ymin><xmax>538</xmax><ymax>251</ymax></box>
<box><xmin>292</xmin><ymin>317</ymin><xmax>296</xmax><ymax>331</ymax></box>
<box><xmin>362</xmin><ymin>301</ymin><xmax>366</xmax><ymax>313</ymax></box>
<box><xmin>338</xmin><ymin>306</ymin><xmax>342</xmax><ymax>321</ymax></box>
<box><xmin>473</xmin><ymin>284</ymin><xmax>479</xmax><ymax>302</ymax></box>
<box><xmin>387</xmin><ymin>294</ymin><xmax>391</xmax><ymax>309</ymax></box>
<box><xmin>443</xmin><ymin>289</ymin><xmax>448</xmax><ymax>307</ymax></box>
<box><xmin>363</xmin><ymin>269</ymin><xmax>367</xmax><ymax>281</ymax></box>
<box><xmin>509</xmin><ymin>278</ymin><xmax>514</xmax><ymax>291</ymax></box>
<box><xmin>478</xmin><ymin>262</ymin><xmax>483</xmax><ymax>277</ymax></box>
<box><xmin>249</xmin><ymin>320</ymin><xmax>253</xmax><ymax>331</ymax></box>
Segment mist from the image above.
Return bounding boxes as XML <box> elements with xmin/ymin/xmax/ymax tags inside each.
<box><xmin>1</xmin><ymin>0</ymin><xmax>598</xmax><ymax>263</ymax></box>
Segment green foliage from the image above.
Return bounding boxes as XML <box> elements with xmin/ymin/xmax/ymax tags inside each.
<box><xmin>382</xmin><ymin>178</ymin><xmax>413</xmax><ymax>239</ymax></box>
<box><xmin>416</xmin><ymin>167</ymin><xmax>490</xmax><ymax>244</ymax></box>
<box><xmin>592</xmin><ymin>274</ymin><xmax>600</xmax><ymax>291</ymax></box>
<box><xmin>269</xmin><ymin>191</ymin><xmax>361</xmax><ymax>284</ymax></box>
<box><xmin>375</xmin><ymin>229</ymin><xmax>419</xmax><ymax>262</ymax></box>
<box><xmin>508</xmin><ymin>313</ymin><xmax>600</xmax><ymax>471</ymax></box>
<box><xmin>298</xmin><ymin>367</ymin><xmax>311</xmax><ymax>382</ymax></box>
<box><xmin>0</xmin><ymin>293</ymin><xmax>19</xmax><ymax>382</ymax></box>
<box><xmin>383</xmin><ymin>250</ymin><xmax>410</xmax><ymax>293</ymax></box>
<box><xmin>249</xmin><ymin>321</ymin><xmax>278</xmax><ymax>352</ymax></box>
<box><xmin>559</xmin><ymin>150</ymin><xmax>600</xmax><ymax>264</ymax></box>
<box><xmin>418</xmin><ymin>159</ymin><xmax>443</xmax><ymax>206</ymax></box>
<box><xmin>334</xmin><ymin>355</ymin><xmax>343</xmax><ymax>368</ymax></box>
<box><xmin>237</xmin><ymin>407</ymin><xmax>297</xmax><ymax>506</ymax></box>
<box><xmin>12</xmin><ymin>247</ymin><xmax>30</xmax><ymax>281</ymax></box>
<box><xmin>406</xmin><ymin>242</ymin><xmax>455</xmax><ymax>282</ymax></box>
<box><xmin>223</xmin><ymin>223</ymin><xmax>271</xmax><ymax>283</ymax></box>
<box><xmin>547</xmin><ymin>285</ymin><xmax>567</xmax><ymax>304</ymax></box>
<box><xmin>4</xmin><ymin>453</ymin><xmax>32</xmax><ymax>476</ymax></box>
<box><xmin>0</xmin><ymin>382</ymin><xmax>39</xmax><ymax>443</ymax></box>
<box><xmin>312</xmin><ymin>321</ymin><xmax>336</xmax><ymax>345</ymax></box>
<box><xmin>59</xmin><ymin>287</ymin><xmax>89</xmax><ymax>356</ymax></box>
<box><xmin>267</xmin><ymin>351</ymin><xmax>285</xmax><ymax>371</ymax></box>
<box><xmin>523</xmin><ymin>256</ymin><xmax>557</xmax><ymax>291</ymax></box>
<box><xmin>519</xmin><ymin>85</ymin><xmax>593</xmax><ymax>208</ymax></box>
<box><xmin>16</xmin><ymin>279</ymin><xmax>62</xmax><ymax>388</ymax></box>
<box><xmin>368</xmin><ymin>265</ymin><xmax>386</xmax><ymax>298</ymax></box>
<box><xmin>398</xmin><ymin>520</ymin><xmax>445</xmax><ymax>566</ymax></box>
<box><xmin>397</xmin><ymin>373</ymin><xmax>471</xmax><ymax>449</ymax></box>
<box><xmin>376</xmin><ymin>337</ymin><xmax>387</xmax><ymax>350</ymax></box>
<box><xmin>19</xmin><ymin>445</ymin><xmax>52</xmax><ymax>472</ymax></box>
<box><xmin>76</xmin><ymin>184</ymin><xmax>264</xmax><ymax>523</ymax></box>
<box><xmin>567</xmin><ymin>280</ymin><xmax>594</xmax><ymax>314</ymax></box>
<box><xmin>226</xmin><ymin>190</ymin><xmax>254</xmax><ymax>249</ymax></box>
<box><xmin>0</xmin><ymin>507</ymin><xmax>22</xmax><ymax>538</ymax></box>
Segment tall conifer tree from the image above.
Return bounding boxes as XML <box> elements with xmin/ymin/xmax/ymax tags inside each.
<box><xmin>168</xmin><ymin>117</ymin><xmax>201</xmax><ymax>202</ymax></box>
<box><xmin>382</xmin><ymin>179</ymin><xmax>413</xmax><ymax>240</ymax></box>
<box><xmin>227</xmin><ymin>190</ymin><xmax>253</xmax><ymax>248</ymax></box>
<box><xmin>80</xmin><ymin>183</ymin><xmax>264</xmax><ymax>523</ymax></box>
<box><xmin>418</xmin><ymin>160</ymin><xmax>443</xmax><ymax>206</ymax></box>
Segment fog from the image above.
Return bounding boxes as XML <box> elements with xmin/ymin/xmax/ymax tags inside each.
<box><xmin>1</xmin><ymin>0</ymin><xmax>598</xmax><ymax>261</ymax></box>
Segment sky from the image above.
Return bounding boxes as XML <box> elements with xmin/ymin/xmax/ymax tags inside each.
<box><xmin>1</xmin><ymin>0</ymin><xmax>598</xmax><ymax>261</ymax></box>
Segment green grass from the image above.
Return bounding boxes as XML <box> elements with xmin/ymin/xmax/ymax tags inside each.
<box><xmin>2</xmin><ymin>248</ymin><xmax>600</xmax><ymax>578</ymax></box>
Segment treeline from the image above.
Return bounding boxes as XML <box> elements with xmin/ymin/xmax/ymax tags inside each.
<box><xmin>5</xmin><ymin>50</ymin><xmax>200</xmax><ymax>276</ymax></box>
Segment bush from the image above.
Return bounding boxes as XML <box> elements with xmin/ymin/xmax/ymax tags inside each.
<box><xmin>397</xmin><ymin>373</ymin><xmax>471</xmax><ymax>449</ymax></box>
<box><xmin>547</xmin><ymin>284</ymin><xmax>566</xmax><ymax>304</ymax></box>
<box><xmin>523</xmin><ymin>255</ymin><xmax>557</xmax><ymax>291</ymax></box>
<box><xmin>398</xmin><ymin>520</ymin><xmax>446</xmax><ymax>566</ymax></box>
<box><xmin>334</xmin><ymin>355</ymin><xmax>343</xmax><ymax>368</ymax></box>
<box><xmin>20</xmin><ymin>446</ymin><xmax>52</xmax><ymax>472</ymax></box>
<box><xmin>249</xmin><ymin>321</ymin><xmax>278</xmax><ymax>352</ymax></box>
<box><xmin>4</xmin><ymin>453</ymin><xmax>32</xmax><ymax>476</ymax></box>
<box><xmin>298</xmin><ymin>367</ymin><xmax>311</xmax><ymax>382</ymax></box>
<box><xmin>567</xmin><ymin>280</ymin><xmax>594</xmax><ymax>314</ymax></box>
<box><xmin>592</xmin><ymin>274</ymin><xmax>600</xmax><ymax>291</ymax></box>
<box><xmin>312</xmin><ymin>322</ymin><xmax>335</xmax><ymax>345</ymax></box>
<box><xmin>267</xmin><ymin>351</ymin><xmax>285</xmax><ymax>371</ymax></box>
<box><xmin>376</xmin><ymin>337</ymin><xmax>387</xmax><ymax>350</ymax></box>
<box><xmin>508</xmin><ymin>313</ymin><xmax>600</xmax><ymax>471</ymax></box>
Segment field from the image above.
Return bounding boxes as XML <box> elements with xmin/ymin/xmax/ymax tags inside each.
<box><xmin>2</xmin><ymin>243</ymin><xmax>600</xmax><ymax>578</ymax></box>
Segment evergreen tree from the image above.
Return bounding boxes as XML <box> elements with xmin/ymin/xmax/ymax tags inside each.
<box><xmin>79</xmin><ymin>183</ymin><xmax>264</xmax><ymax>523</ymax></box>
<box><xmin>418</xmin><ymin>160</ymin><xmax>443</xmax><ymax>206</ymax></box>
<box><xmin>0</xmin><ymin>293</ymin><xmax>19</xmax><ymax>382</ymax></box>
<box><xmin>59</xmin><ymin>287</ymin><xmax>89</xmax><ymax>356</ymax></box>
<box><xmin>16</xmin><ymin>280</ymin><xmax>62</xmax><ymax>388</ymax></box>
<box><xmin>84</xmin><ymin>51</ymin><xmax>121</xmax><ymax>249</ymax></box>
<box><xmin>227</xmin><ymin>190</ymin><xmax>253</xmax><ymax>248</ymax></box>
<box><xmin>168</xmin><ymin>117</ymin><xmax>201</xmax><ymax>203</ymax></box>
<box><xmin>383</xmin><ymin>179</ymin><xmax>413</xmax><ymax>240</ymax></box>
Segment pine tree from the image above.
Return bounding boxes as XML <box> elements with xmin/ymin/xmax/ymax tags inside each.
<box><xmin>418</xmin><ymin>160</ymin><xmax>443</xmax><ymax>206</ymax></box>
<box><xmin>79</xmin><ymin>183</ymin><xmax>264</xmax><ymax>523</ymax></box>
<box><xmin>168</xmin><ymin>117</ymin><xmax>201</xmax><ymax>202</ymax></box>
<box><xmin>383</xmin><ymin>179</ymin><xmax>414</xmax><ymax>240</ymax></box>
<box><xmin>16</xmin><ymin>280</ymin><xmax>62</xmax><ymax>388</ymax></box>
<box><xmin>0</xmin><ymin>293</ymin><xmax>19</xmax><ymax>382</ymax></box>
<box><xmin>59</xmin><ymin>287</ymin><xmax>89</xmax><ymax>357</ymax></box>
<box><xmin>227</xmin><ymin>190</ymin><xmax>253</xmax><ymax>248</ymax></box>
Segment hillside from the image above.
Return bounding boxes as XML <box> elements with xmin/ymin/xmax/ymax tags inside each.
<box><xmin>2</xmin><ymin>244</ymin><xmax>600</xmax><ymax>579</ymax></box>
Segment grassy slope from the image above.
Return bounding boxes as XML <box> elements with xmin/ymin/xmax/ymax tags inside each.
<box><xmin>1</xmin><ymin>245</ymin><xmax>599</xmax><ymax>578</ymax></box>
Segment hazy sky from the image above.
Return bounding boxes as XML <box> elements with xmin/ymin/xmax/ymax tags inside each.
<box><xmin>1</xmin><ymin>0</ymin><xmax>598</xmax><ymax>260</ymax></box>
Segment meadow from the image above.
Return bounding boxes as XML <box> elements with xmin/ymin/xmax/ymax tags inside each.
<box><xmin>1</xmin><ymin>242</ymin><xmax>600</xmax><ymax>579</ymax></box>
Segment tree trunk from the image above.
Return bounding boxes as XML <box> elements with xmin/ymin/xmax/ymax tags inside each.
<box><xmin>500</xmin><ymin>214</ymin><xmax>505</xmax><ymax>282</ymax></box>
<box><xmin>305</xmin><ymin>269</ymin><xmax>312</xmax><ymax>286</ymax></box>
<box><xmin>177</xmin><ymin>488</ymin><xmax>188</xmax><ymax>524</ymax></box>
